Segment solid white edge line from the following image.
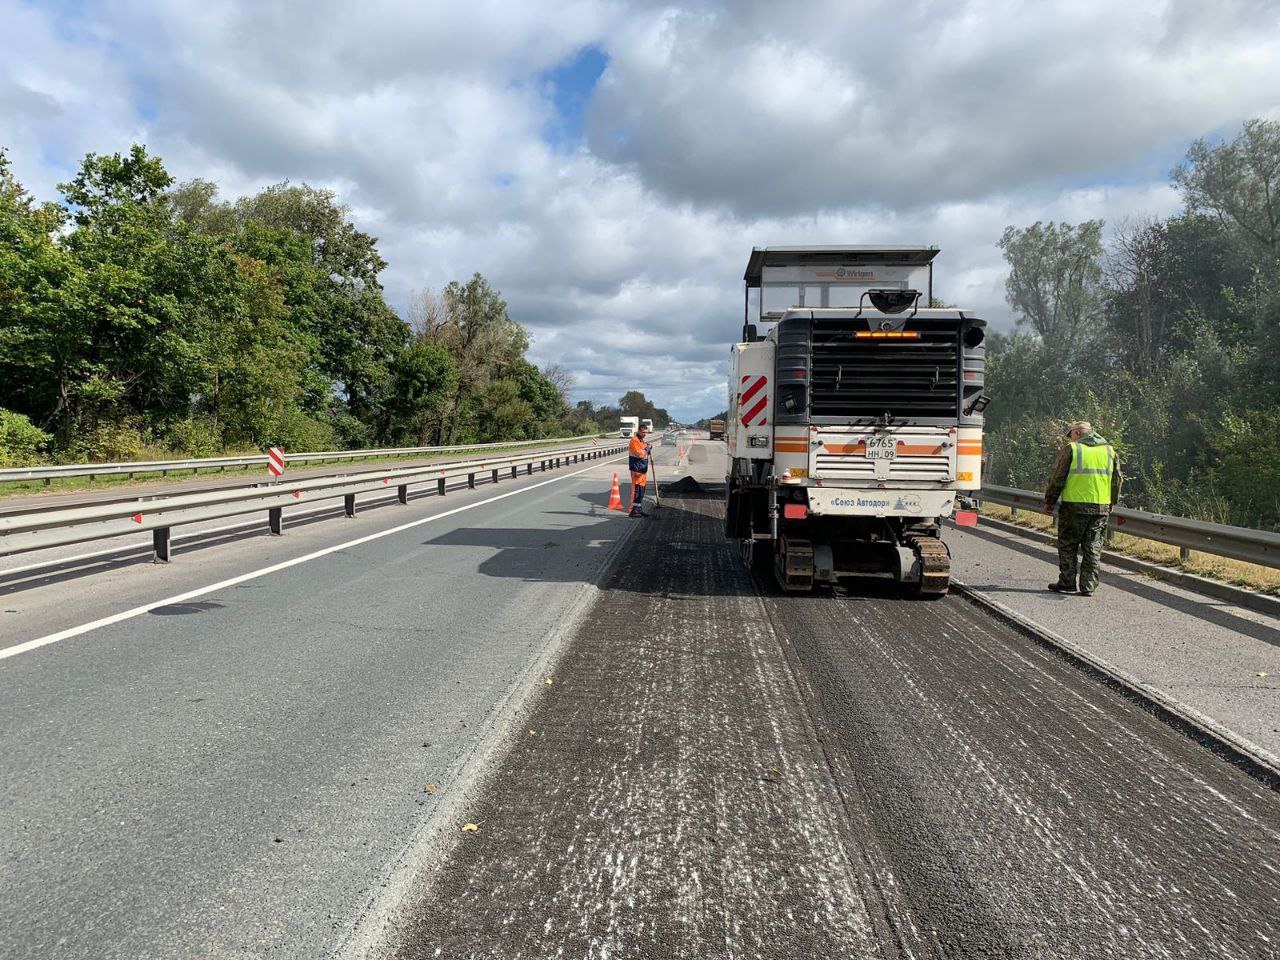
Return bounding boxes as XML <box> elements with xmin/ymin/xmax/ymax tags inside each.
<box><xmin>0</xmin><ymin>459</ymin><xmax>622</xmax><ymax>663</ymax></box>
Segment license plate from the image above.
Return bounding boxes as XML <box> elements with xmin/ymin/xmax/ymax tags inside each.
<box><xmin>864</xmin><ymin>436</ymin><xmax>898</xmax><ymax>460</ymax></box>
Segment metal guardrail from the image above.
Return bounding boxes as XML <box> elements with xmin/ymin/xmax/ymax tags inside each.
<box><xmin>0</xmin><ymin>442</ymin><xmax>627</xmax><ymax>561</ymax></box>
<box><xmin>978</xmin><ymin>484</ymin><xmax>1280</xmax><ymax>570</ymax></box>
<box><xmin>0</xmin><ymin>435</ymin><xmax>606</xmax><ymax>485</ymax></box>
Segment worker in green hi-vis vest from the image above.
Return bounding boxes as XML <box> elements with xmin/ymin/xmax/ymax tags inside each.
<box><xmin>1043</xmin><ymin>420</ymin><xmax>1122</xmax><ymax>597</ymax></box>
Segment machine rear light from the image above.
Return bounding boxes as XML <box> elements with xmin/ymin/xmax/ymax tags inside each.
<box><xmin>854</xmin><ymin>331</ymin><xmax>921</xmax><ymax>339</ymax></box>
<box><xmin>783</xmin><ymin>504</ymin><xmax>809</xmax><ymax>520</ymax></box>
<box><xmin>954</xmin><ymin>511</ymin><xmax>979</xmax><ymax>527</ymax></box>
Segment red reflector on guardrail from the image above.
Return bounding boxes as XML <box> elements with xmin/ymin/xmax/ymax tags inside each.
<box><xmin>783</xmin><ymin>504</ymin><xmax>808</xmax><ymax>520</ymax></box>
<box><xmin>954</xmin><ymin>510</ymin><xmax>978</xmax><ymax>527</ymax></box>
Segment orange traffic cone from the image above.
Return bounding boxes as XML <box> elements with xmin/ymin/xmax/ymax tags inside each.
<box><xmin>607</xmin><ymin>473</ymin><xmax>625</xmax><ymax>511</ymax></box>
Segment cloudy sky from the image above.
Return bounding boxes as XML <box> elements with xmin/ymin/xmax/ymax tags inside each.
<box><xmin>4</xmin><ymin>0</ymin><xmax>1279</xmax><ymax>420</ymax></box>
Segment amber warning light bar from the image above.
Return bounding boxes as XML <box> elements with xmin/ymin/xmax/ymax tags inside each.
<box><xmin>854</xmin><ymin>330</ymin><xmax>920</xmax><ymax>339</ymax></box>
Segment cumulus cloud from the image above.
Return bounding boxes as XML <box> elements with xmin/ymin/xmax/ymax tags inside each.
<box><xmin>588</xmin><ymin>0</ymin><xmax>1280</xmax><ymax>216</ymax></box>
<box><xmin>1</xmin><ymin>0</ymin><xmax>1275</xmax><ymax>419</ymax></box>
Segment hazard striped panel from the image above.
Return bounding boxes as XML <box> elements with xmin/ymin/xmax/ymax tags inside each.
<box><xmin>739</xmin><ymin>375</ymin><xmax>769</xmax><ymax>427</ymax></box>
<box><xmin>267</xmin><ymin>446</ymin><xmax>286</xmax><ymax>477</ymax></box>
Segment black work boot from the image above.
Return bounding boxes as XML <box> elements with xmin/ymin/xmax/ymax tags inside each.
<box><xmin>1047</xmin><ymin>582</ymin><xmax>1077</xmax><ymax>593</ymax></box>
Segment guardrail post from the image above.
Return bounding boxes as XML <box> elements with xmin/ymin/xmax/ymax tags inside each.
<box><xmin>511</xmin><ymin>465</ymin><xmax>518</xmax><ymax>478</ymax></box>
<box><xmin>344</xmin><ymin>494</ymin><xmax>357</xmax><ymax>518</ymax></box>
<box><xmin>540</xmin><ymin>460</ymin><xmax>546</xmax><ymax>472</ymax></box>
<box><xmin>492</xmin><ymin>468</ymin><xmax>499</xmax><ymax>484</ymax></box>
<box><xmin>269</xmin><ymin>507</ymin><xmax>284</xmax><ymax>535</ymax></box>
<box><xmin>526</xmin><ymin>463</ymin><xmax>532</xmax><ymax>475</ymax></box>
<box><xmin>437</xmin><ymin>478</ymin><xmax>447</xmax><ymax>496</ymax></box>
<box><xmin>398</xmin><ymin>484</ymin><xmax>408</xmax><ymax>505</ymax></box>
<box><xmin>468</xmin><ymin>472</ymin><xmax>475</xmax><ymax>489</ymax></box>
<box><xmin>153</xmin><ymin>527</ymin><xmax>171</xmax><ymax>563</ymax></box>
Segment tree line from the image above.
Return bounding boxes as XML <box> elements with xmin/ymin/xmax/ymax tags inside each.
<box><xmin>987</xmin><ymin>118</ymin><xmax>1280</xmax><ymax>530</ymax></box>
<box><xmin>0</xmin><ymin>145</ymin><xmax>598</xmax><ymax>465</ymax></box>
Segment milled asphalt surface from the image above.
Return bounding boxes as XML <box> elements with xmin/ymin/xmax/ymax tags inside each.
<box><xmin>769</xmin><ymin>587</ymin><xmax>1280</xmax><ymax>958</ymax></box>
<box><xmin>394</xmin><ymin>445</ymin><xmax>1280</xmax><ymax>960</ymax></box>
<box><xmin>392</xmin><ymin>483</ymin><xmax>896</xmax><ymax>960</ymax></box>
<box><xmin>947</xmin><ymin>521</ymin><xmax>1280</xmax><ymax>757</ymax></box>
<box><xmin>0</xmin><ymin>450</ymin><xmax>639</xmax><ymax>959</ymax></box>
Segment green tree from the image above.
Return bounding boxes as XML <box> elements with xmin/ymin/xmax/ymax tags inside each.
<box><xmin>417</xmin><ymin>275</ymin><xmax>530</xmax><ymax>443</ymax></box>
<box><xmin>230</xmin><ymin>182</ymin><xmax>408</xmax><ymax>422</ymax></box>
<box><xmin>998</xmin><ymin>220</ymin><xmax>1104</xmax><ymax>355</ymax></box>
<box><xmin>473</xmin><ymin>379</ymin><xmax>535</xmax><ymax>441</ymax></box>
<box><xmin>375</xmin><ymin>338</ymin><xmax>458</xmax><ymax>445</ymax></box>
<box><xmin>0</xmin><ymin>151</ymin><xmax>82</xmax><ymax>429</ymax></box>
<box><xmin>1173</xmin><ymin>118</ymin><xmax>1280</xmax><ymax>259</ymax></box>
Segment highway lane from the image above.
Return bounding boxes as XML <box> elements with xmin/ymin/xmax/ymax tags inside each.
<box><xmin>0</xmin><ymin>447</ymin><xmax>622</xmax><ymax>653</ymax></box>
<box><xmin>0</xmin><ymin>450</ymin><xmax>648</xmax><ymax>959</ymax></box>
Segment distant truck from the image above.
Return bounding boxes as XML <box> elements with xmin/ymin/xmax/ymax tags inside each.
<box><xmin>708</xmin><ymin>419</ymin><xmax>726</xmax><ymax>440</ymax></box>
<box><xmin>641</xmin><ymin>418</ymin><xmax>654</xmax><ymax>432</ymax></box>
<box><xmin>619</xmin><ymin>416</ymin><xmax>640</xmax><ymax>438</ymax></box>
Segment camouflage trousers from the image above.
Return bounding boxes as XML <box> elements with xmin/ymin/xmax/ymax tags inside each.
<box><xmin>1056</xmin><ymin>503</ymin><xmax>1109</xmax><ymax>593</ymax></box>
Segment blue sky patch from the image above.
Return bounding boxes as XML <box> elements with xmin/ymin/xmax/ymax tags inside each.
<box><xmin>539</xmin><ymin>44</ymin><xmax>608</xmax><ymax>151</ymax></box>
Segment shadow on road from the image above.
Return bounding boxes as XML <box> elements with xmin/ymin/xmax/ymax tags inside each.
<box><xmin>422</xmin><ymin>487</ymin><xmax>755</xmax><ymax>597</ymax></box>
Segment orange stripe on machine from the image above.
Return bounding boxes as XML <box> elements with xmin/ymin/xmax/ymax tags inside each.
<box><xmin>824</xmin><ymin>442</ymin><xmax>943</xmax><ymax>456</ymax></box>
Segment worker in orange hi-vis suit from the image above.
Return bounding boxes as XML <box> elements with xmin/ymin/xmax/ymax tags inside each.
<box><xmin>627</xmin><ymin>424</ymin><xmax>652</xmax><ymax>518</ymax></box>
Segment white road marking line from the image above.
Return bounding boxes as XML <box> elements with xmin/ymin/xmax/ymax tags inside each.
<box><xmin>0</xmin><ymin>459</ymin><xmax>621</xmax><ymax>663</ymax></box>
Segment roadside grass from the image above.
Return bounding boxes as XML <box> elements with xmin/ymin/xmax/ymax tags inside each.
<box><xmin>979</xmin><ymin>503</ymin><xmax>1280</xmax><ymax>597</ymax></box>
<box><xmin>0</xmin><ymin>435</ymin><xmax>604</xmax><ymax>501</ymax></box>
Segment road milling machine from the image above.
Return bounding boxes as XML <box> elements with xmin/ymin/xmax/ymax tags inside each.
<box><xmin>725</xmin><ymin>246</ymin><xmax>987</xmax><ymax>595</ymax></box>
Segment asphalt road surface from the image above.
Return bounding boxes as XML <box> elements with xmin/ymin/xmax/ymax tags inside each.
<box><xmin>5</xmin><ymin>439</ymin><xmax>1279</xmax><ymax>960</ymax></box>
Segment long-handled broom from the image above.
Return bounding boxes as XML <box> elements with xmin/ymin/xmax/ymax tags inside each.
<box><xmin>649</xmin><ymin>453</ymin><xmax>661</xmax><ymax>510</ymax></box>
